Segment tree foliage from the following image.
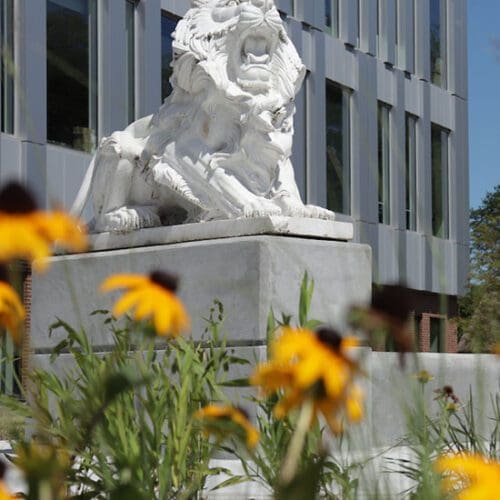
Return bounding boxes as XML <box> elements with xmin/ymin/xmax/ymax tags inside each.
<box><xmin>458</xmin><ymin>184</ymin><xmax>500</xmax><ymax>352</ymax></box>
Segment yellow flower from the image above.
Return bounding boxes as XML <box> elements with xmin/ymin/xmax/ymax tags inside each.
<box><xmin>195</xmin><ymin>404</ymin><xmax>260</xmax><ymax>449</ymax></box>
<box><xmin>251</xmin><ymin>327</ymin><xmax>364</xmax><ymax>434</ymax></box>
<box><xmin>436</xmin><ymin>453</ymin><xmax>500</xmax><ymax>499</ymax></box>
<box><xmin>0</xmin><ymin>182</ymin><xmax>87</xmax><ymax>271</ymax></box>
<box><xmin>100</xmin><ymin>271</ymin><xmax>190</xmax><ymax>336</ymax></box>
<box><xmin>0</xmin><ymin>279</ymin><xmax>25</xmax><ymax>343</ymax></box>
<box><xmin>0</xmin><ymin>481</ymin><xmax>15</xmax><ymax>500</ymax></box>
<box><xmin>414</xmin><ymin>370</ymin><xmax>434</xmax><ymax>384</ymax></box>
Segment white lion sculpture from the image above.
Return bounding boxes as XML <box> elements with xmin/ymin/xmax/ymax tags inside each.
<box><xmin>72</xmin><ymin>0</ymin><xmax>334</xmax><ymax>232</ymax></box>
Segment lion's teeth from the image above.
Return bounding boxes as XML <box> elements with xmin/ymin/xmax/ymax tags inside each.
<box><xmin>247</xmin><ymin>53</ymin><xmax>270</xmax><ymax>64</ymax></box>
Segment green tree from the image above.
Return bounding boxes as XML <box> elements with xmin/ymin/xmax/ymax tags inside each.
<box><xmin>458</xmin><ymin>184</ymin><xmax>500</xmax><ymax>352</ymax></box>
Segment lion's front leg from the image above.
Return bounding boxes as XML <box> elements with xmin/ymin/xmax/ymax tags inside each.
<box><xmin>208</xmin><ymin>168</ymin><xmax>282</xmax><ymax>218</ymax></box>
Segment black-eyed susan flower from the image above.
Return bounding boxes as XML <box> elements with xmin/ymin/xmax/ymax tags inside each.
<box><xmin>349</xmin><ymin>283</ymin><xmax>415</xmax><ymax>364</ymax></box>
<box><xmin>0</xmin><ymin>267</ymin><xmax>25</xmax><ymax>343</ymax></box>
<box><xmin>0</xmin><ymin>182</ymin><xmax>87</xmax><ymax>271</ymax></box>
<box><xmin>0</xmin><ymin>481</ymin><xmax>15</xmax><ymax>500</ymax></box>
<box><xmin>436</xmin><ymin>453</ymin><xmax>500</xmax><ymax>500</ymax></box>
<box><xmin>100</xmin><ymin>271</ymin><xmax>190</xmax><ymax>337</ymax></box>
<box><xmin>251</xmin><ymin>327</ymin><xmax>364</xmax><ymax>434</ymax></box>
<box><xmin>195</xmin><ymin>404</ymin><xmax>260</xmax><ymax>449</ymax></box>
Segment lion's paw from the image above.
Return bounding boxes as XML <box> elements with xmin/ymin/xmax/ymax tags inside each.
<box><xmin>241</xmin><ymin>198</ymin><xmax>282</xmax><ymax>218</ymax></box>
<box><xmin>274</xmin><ymin>196</ymin><xmax>336</xmax><ymax>220</ymax></box>
<box><xmin>95</xmin><ymin>206</ymin><xmax>161</xmax><ymax>233</ymax></box>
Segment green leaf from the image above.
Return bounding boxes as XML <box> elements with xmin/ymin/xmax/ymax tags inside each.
<box><xmin>220</xmin><ymin>377</ymin><xmax>250</xmax><ymax>387</ymax></box>
<box><xmin>275</xmin><ymin>457</ymin><xmax>325</xmax><ymax>500</ymax></box>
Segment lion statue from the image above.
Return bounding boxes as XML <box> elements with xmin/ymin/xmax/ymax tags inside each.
<box><xmin>71</xmin><ymin>0</ymin><xmax>334</xmax><ymax>232</ymax></box>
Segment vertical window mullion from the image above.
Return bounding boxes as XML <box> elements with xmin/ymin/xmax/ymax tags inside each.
<box><xmin>441</xmin><ymin>129</ymin><xmax>449</xmax><ymax>238</ymax></box>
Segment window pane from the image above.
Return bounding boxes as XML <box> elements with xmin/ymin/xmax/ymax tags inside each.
<box><xmin>430</xmin><ymin>0</ymin><xmax>446</xmax><ymax>87</ymax></box>
<box><xmin>47</xmin><ymin>0</ymin><xmax>97</xmax><ymax>152</ymax></box>
<box><xmin>1</xmin><ymin>0</ymin><xmax>14</xmax><ymax>134</ymax></box>
<box><xmin>378</xmin><ymin>103</ymin><xmax>390</xmax><ymax>224</ymax></box>
<box><xmin>125</xmin><ymin>0</ymin><xmax>135</xmax><ymax>124</ymax></box>
<box><xmin>430</xmin><ymin>317</ymin><xmax>445</xmax><ymax>352</ymax></box>
<box><xmin>326</xmin><ymin>81</ymin><xmax>350</xmax><ymax>214</ymax></box>
<box><xmin>405</xmin><ymin>114</ymin><xmax>417</xmax><ymax>231</ymax></box>
<box><xmin>431</xmin><ymin>124</ymin><xmax>449</xmax><ymax>238</ymax></box>
<box><xmin>161</xmin><ymin>11</ymin><xmax>178</xmax><ymax>102</ymax></box>
<box><xmin>325</xmin><ymin>0</ymin><xmax>339</xmax><ymax>38</ymax></box>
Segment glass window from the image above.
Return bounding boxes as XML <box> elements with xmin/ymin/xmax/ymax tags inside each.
<box><xmin>394</xmin><ymin>0</ymin><xmax>399</xmax><ymax>65</ymax></box>
<box><xmin>324</xmin><ymin>0</ymin><xmax>339</xmax><ymax>38</ymax></box>
<box><xmin>47</xmin><ymin>0</ymin><xmax>97</xmax><ymax>152</ymax></box>
<box><xmin>376</xmin><ymin>0</ymin><xmax>380</xmax><ymax>56</ymax></box>
<box><xmin>1</xmin><ymin>0</ymin><xmax>14</xmax><ymax>134</ymax></box>
<box><xmin>430</xmin><ymin>316</ymin><xmax>445</xmax><ymax>352</ymax></box>
<box><xmin>326</xmin><ymin>81</ymin><xmax>350</xmax><ymax>215</ymax></box>
<box><xmin>405</xmin><ymin>113</ymin><xmax>417</xmax><ymax>231</ymax></box>
<box><xmin>430</xmin><ymin>0</ymin><xmax>447</xmax><ymax>87</ymax></box>
<box><xmin>431</xmin><ymin>124</ymin><xmax>449</xmax><ymax>238</ymax></box>
<box><xmin>125</xmin><ymin>0</ymin><xmax>136</xmax><ymax>124</ymax></box>
<box><xmin>161</xmin><ymin>11</ymin><xmax>178</xmax><ymax>102</ymax></box>
<box><xmin>377</xmin><ymin>103</ymin><xmax>390</xmax><ymax>224</ymax></box>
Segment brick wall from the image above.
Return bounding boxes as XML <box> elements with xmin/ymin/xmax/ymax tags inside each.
<box><xmin>417</xmin><ymin>313</ymin><xmax>458</xmax><ymax>353</ymax></box>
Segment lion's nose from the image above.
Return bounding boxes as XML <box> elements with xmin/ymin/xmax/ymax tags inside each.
<box><xmin>250</xmin><ymin>0</ymin><xmax>274</xmax><ymax>12</ymax></box>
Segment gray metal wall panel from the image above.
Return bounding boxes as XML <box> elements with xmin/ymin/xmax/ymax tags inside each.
<box><xmin>430</xmin><ymin>85</ymin><xmax>453</xmax><ymax>129</ymax></box>
<box><xmin>161</xmin><ymin>0</ymin><xmax>189</xmax><ymax>18</ymax></box>
<box><xmin>351</xmin><ymin>54</ymin><xmax>378</xmax><ymax>224</ymax></box>
<box><xmin>136</xmin><ymin>0</ymin><xmax>162</xmax><ymax>117</ymax></box>
<box><xmin>306</xmin><ymin>29</ymin><xmax>326</xmax><ymax>207</ymax></box>
<box><xmin>449</xmin><ymin>96</ymin><xmax>469</xmax><ymax>248</ymax></box>
<box><xmin>287</xmin><ymin>17</ymin><xmax>306</xmax><ymax>198</ymax></box>
<box><xmin>325</xmin><ymin>37</ymin><xmax>357</xmax><ymax>90</ymax></box>
<box><xmin>340</xmin><ymin>0</ymin><xmax>357</xmax><ymax>47</ymax></box>
<box><xmin>390</xmin><ymin>70</ymin><xmax>405</xmax><ymax>230</ymax></box>
<box><xmin>0</xmin><ymin>135</ymin><xmax>22</xmax><ymax>183</ymax></box>
<box><xmin>98</xmin><ymin>0</ymin><xmax>128</xmax><ymax>136</ymax></box>
<box><xmin>294</xmin><ymin>0</ymin><xmax>314</xmax><ymax>27</ymax></box>
<box><xmin>359</xmin><ymin>0</ymin><xmax>377</xmax><ymax>56</ymax></box>
<box><xmin>398</xmin><ymin>0</ymin><xmax>415</xmax><ymax>73</ymax></box>
<box><xmin>448</xmin><ymin>0</ymin><xmax>467</xmax><ymax>99</ymax></box>
<box><xmin>416</xmin><ymin>81</ymin><xmax>432</xmax><ymax>237</ymax></box>
<box><xmin>276</xmin><ymin>0</ymin><xmax>293</xmax><ymax>15</ymax></box>
<box><xmin>404</xmin><ymin>76</ymin><xmax>420</xmax><ymax>115</ymax></box>
<box><xmin>15</xmin><ymin>0</ymin><xmax>47</xmax><ymax>144</ymax></box>
<box><xmin>384</xmin><ymin>0</ymin><xmax>396</xmax><ymax>65</ymax></box>
<box><xmin>414</xmin><ymin>0</ymin><xmax>430</xmax><ymax>81</ymax></box>
<box><xmin>22</xmin><ymin>142</ymin><xmax>47</xmax><ymax>207</ymax></box>
<box><xmin>378</xmin><ymin>225</ymin><xmax>400</xmax><ymax>283</ymax></box>
<box><xmin>404</xmin><ymin>230</ymin><xmax>426</xmax><ymax>290</ymax></box>
<box><xmin>377</xmin><ymin>62</ymin><xmax>394</xmax><ymax>105</ymax></box>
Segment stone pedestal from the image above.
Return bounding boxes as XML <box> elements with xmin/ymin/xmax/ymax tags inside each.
<box><xmin>30</xmin><ymin>218</ymin><xmax>371</xmax><ymax>355</ymax></box>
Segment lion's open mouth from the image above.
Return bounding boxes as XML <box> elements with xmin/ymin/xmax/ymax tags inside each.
<box><xmin>240</xmin><ymin>34</ymin><xmax>272</xmax><ymax>67</ymax></box>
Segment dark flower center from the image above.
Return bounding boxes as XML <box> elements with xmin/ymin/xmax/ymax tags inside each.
<box><xmin>150</xmin><ymin>270</ymin><xmax>179</xmax><ymax>292</ymax></box>
<box><xmin>316</xmin><ymin>327</ymin><xmax>343</xmax><ymax>351</ymax></box>
<box><xmin>234</xmin><ymin>406</ymin><xmax>250</xmax><ymax>420</ymax></box>
<box><xmin>371</xmin><ymin>283</ymin><xmax>412</xmax><ymax>323</ymax></box>
<box><xmin>0</xmin><ymin>182</ymin><xmax>37</xmax><ymax>214</ymax></box>
<box><xmin>0</xmin><ymin>264</ymin><xmax>7</xmax><ymax>283</ymax></box>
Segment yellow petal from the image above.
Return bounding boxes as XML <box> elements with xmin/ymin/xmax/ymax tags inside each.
<box><xmin>100</xmin><ymin>274</ymin><xmax>149</xmax><ymax>293</ymax></box>
<box><xmin>112</xmin><ymin>289</ymin><xmax>144</xmax><ymax>317</ymax></box>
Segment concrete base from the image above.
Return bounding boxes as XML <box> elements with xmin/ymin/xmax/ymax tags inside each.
<box><xmin>31</xmin><ymin>235</ymin><xmax>372</xmax><ymax>353</ymax></box>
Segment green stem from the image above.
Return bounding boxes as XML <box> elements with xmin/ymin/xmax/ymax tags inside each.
<box><xmin>280</xmin><ymin>398</ymin><xmax>315</xmax><ymax>485</ymax></box>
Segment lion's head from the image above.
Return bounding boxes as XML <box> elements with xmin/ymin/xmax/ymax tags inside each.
<box><xmin>170</xmin><ymin>0</ymin><xmax>305</xmax><ymax>109</ymax></box>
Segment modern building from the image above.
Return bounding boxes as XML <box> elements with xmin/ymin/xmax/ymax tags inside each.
<box><xmin>0</xmin><ymin>0</ymin><xmax>468</xmax><ymax>356</ymax></box>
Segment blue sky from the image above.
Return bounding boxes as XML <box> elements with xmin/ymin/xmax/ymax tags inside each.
<box><xmin>468</xmin><ymin>0</ymin><xmax>500</xmax><ymax>208</ymax></box>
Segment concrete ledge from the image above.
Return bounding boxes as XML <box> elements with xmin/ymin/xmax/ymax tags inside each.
<box><xmin>88</xmin><ymin>217</ymin><xmax>354</xmax><ymax>252</ymax></box>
